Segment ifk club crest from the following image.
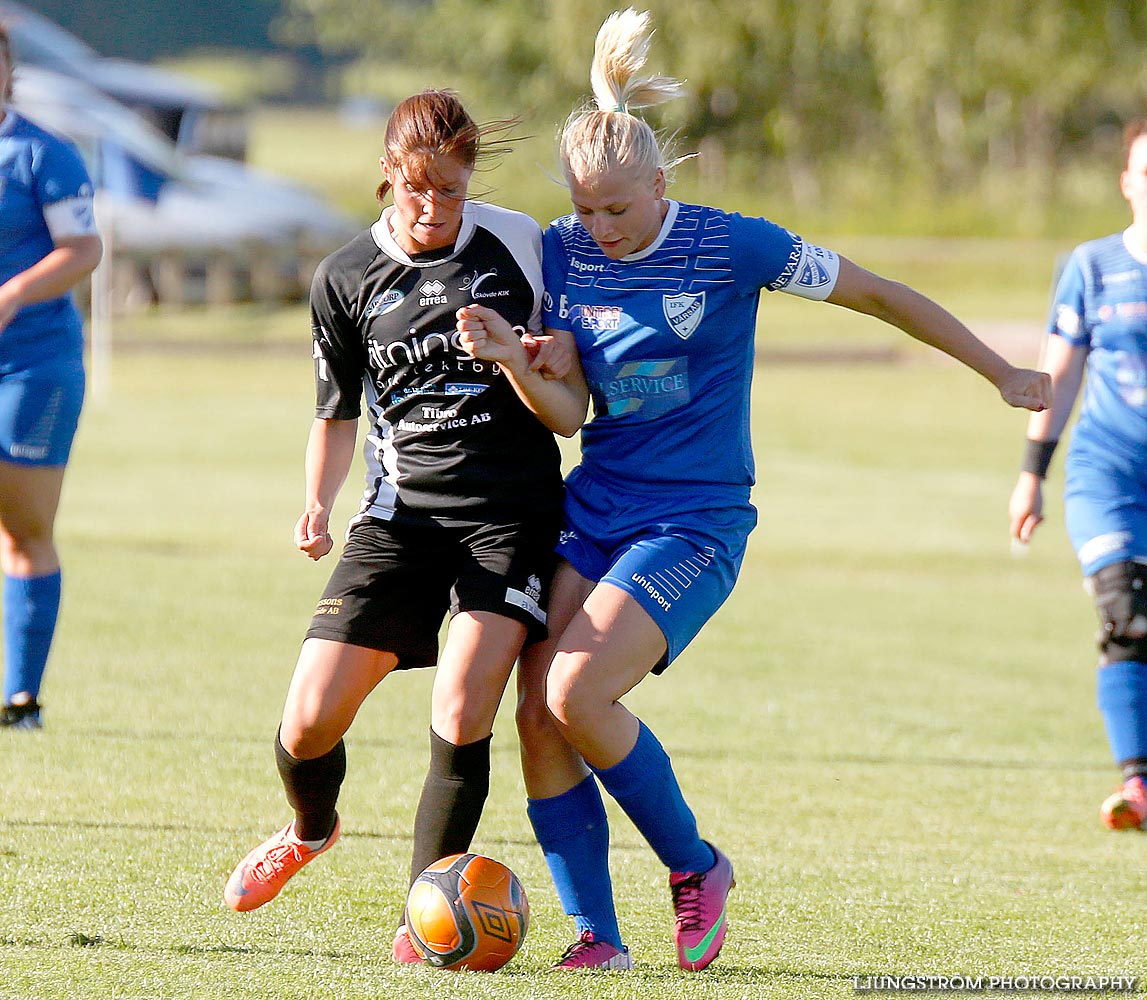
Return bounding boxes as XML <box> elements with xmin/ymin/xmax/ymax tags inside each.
<box><xmin>662</xmin><ymin>291</ymin><xmax>705</xmax><ymax>340</ymax></box>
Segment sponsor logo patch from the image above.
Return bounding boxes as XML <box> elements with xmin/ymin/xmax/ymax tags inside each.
<box><xmin>583</xmin><ymin>358</ymin><xmax>689</xmax><ymax>418</ymax></box>
<box><xmin>366</xmin><ymin>289</ymin><xmax>405</xmax><ymax>317</ymax></box>
<box><xmin>579</xmin><ymin>304</ymin><xmax>622</xmax><ymax>331</ymax></box>
<box><xmin>460</xmin><ymin>269</ymin><xmax>511</xmax><ymax>300</ymax></box>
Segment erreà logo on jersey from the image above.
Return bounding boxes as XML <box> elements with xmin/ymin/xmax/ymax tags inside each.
<box><xmin>419</xmin><ymin>279</ymin><xmax>448</xmax><ymax>306</ymax></box>
<box><xmin>365</xmin><ymin>289</ymin><xmax>405</xmax><ymax>318</ymax></box>
<box><xmin>663</xmin><ymin>291</ymin><xmax>705</xmax><ymax>340</ymax></box>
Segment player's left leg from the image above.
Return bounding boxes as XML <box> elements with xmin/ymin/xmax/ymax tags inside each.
<box><xmin>395</xmin><ymin>516</ymin><xmax>554</xmax><ymax>962</ymax></box>
<box><xmin>408</xmin><ymin>610</ymin><xmax>526</xmax><ymax>883</ymax></box>
<box><xmin>1066</xmin><ymin>468</ymin><xmax>1147</xmax><ymax>829</ymax></box>
<box><xmin>1090</xmin><ymin>559</ymin><xmax>1147</xmax><ymax>829</ymax></box>
<box><xmin>393</xmin><ymin>612</ymin><xmax>526</xmax><ymax>963</ymax></box>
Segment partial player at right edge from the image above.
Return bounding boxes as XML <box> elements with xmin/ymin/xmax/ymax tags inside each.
<box><xmin>1009</xmin><ymin>118</ymin><xmax>1147</xmax><ymax>831</ymax></box>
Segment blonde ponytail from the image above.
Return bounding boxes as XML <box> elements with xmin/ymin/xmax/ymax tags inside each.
<box><xmin>560</xmin><ymin>8</ymin><xmax>686</xmax><ymax>184</ymax></box>
<box><xmin>589</xmin><ymin>8</ymin><xmax>683</xmax><ymax>115</ymax></box>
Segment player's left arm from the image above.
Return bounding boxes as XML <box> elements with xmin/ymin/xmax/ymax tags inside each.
<box><xmin>0</xmin><ymin>235</ymin><xmax>103</xmax><ymax>335</ymax></box>
<box><xmin>523</xmin><ymin>328</ymin><xmax>577</xmax><ymax>380</ymax></box>
<box><xmin>827</xmin><ymin>256</ymin><xmax>1051</xmax><ymax>412</ymax></box>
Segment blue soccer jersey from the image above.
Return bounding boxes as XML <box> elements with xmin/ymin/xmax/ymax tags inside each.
<box><xmin>1051</xmin><ymin>233</ymin><xmax>1147</xmax><ymax>462</ymax></box>
<box><xmin>0</xmin><ymin>111</ymin><xmax>97</xmax><ymax>362</ymax></box>
<box><xmin>1051</xmin><ymin>232</ymin><xmax>1147</xmax><ymax>573</ymax></box>
<box><xmin>542</xmin><ymin>200</ymin><xmax>838</xmax><ymax>504</ymax></box>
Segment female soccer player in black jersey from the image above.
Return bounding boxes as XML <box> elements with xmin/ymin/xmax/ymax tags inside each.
<box><xmin>223</xmin><ymin>89</ymin><xmax>586</xmax><ymax>963</ymax></box>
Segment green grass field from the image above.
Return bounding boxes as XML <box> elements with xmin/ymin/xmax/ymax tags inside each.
<box><xmin>2</xmin><ymin>322</ymin><xmax>1142</xmax><ymax>999</ymax></box>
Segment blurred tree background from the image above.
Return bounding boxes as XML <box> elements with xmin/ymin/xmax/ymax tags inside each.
<box><xmin>35</xmin><ymin>0</ymin><xmax>1147</xmax><ymax>236</ymax></box>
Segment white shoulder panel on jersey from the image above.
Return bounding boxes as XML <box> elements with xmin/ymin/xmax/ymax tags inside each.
<box><xmin>468</xmin><ymin>201</ymin><xmax>545</xmax><ymax>333</ymax></box>
<box><xmin>775</xmin><ymin>241</ymin><xmax>840</xmax><ymax>301</ymax></box>
<box><xmin>43</xmin><ymin>195</ymin><xmax>99</xmax><ymax>240</ymax></box>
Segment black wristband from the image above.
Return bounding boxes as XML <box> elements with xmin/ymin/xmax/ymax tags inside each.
<box><xmin>1020</xmin><ymin>438</ymin><xmax>1058</xmax><ymax>478</ymax></box>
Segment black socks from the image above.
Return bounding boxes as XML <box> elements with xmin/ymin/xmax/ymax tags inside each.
<box><xmin>408</xmin><ymin>729</ymin><xmax>492</xmax><ymax>885</ymax></box>
<box><xmin>275</xmin><ymin>729</ymin><xmax>346</xmax><ymax>842</ymax></box>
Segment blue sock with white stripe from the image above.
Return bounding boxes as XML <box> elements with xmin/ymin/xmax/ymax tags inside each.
<box><xmin>526</xmin><ymin>775</ymin><xmax>623</xmax><ymax>949</ymax></box>
<box><xmin>3</xmin><ymin>572</ymin><xmax>62</xmax><ymax>704</ymax></box>
<box><xmin>1097</xmin><ymin>660</ymin><xmax>1147</xmax><ymax>765</ymax></box>
<box><xmin>591</xmin><ymin>720</ymin><xmax>714</xmax><ymax>874</ymax></box>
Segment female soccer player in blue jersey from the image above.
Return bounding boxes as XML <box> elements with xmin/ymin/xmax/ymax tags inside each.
<box><xmin>1009</xmin><ymin>119</ymin><xmax>1147</xmax><ymax>832</ymax></box>
<box><xmin>0</xmin><ymin>25</ymin><xmax>102</xmax><ymax>730</ymax></box>
<box><xmin>223</xmin><ymin>89</ymin><xmax>583</xmax><ymax>963</ymax></box>
<box><xmin>459</xmin><ymin>8</ymin><xmax>1052</xmax><ymax>971</ymax></box>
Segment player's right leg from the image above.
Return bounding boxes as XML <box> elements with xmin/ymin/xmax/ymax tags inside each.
<box><xmin>0</xmin><ymin>358</ymin><xmax>83</xmax><ymax>729</ymax></box>
<box><xmin>225</xmin><ymin>638</ymin><xmax>398</xmax><ymax>911</ymax></box>
<box><xmin>0</xmin><ymin>459</ymin><xmax>64</xmax><ymax>730</ymax></box>
<box><xmin>544</xmin><ymin>579</ymin><xmax>733</xmax><ymax>970</ymax></box>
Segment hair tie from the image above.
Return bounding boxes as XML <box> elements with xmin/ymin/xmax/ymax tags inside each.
<box><xmin>613</xmin><ymin>103</ymin><xmax>626</xmax><ymax>113</ymax></box>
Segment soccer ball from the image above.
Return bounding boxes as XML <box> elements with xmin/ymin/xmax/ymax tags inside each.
<box><xmin>405</xmin><ymin>853</ymin><xmax>529</xmax><ymax>971</ymax></box>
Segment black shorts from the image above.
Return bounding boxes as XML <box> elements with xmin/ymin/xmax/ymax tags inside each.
<box><xmin>304</xmin><ymin>515</ymin><xmax>559</xmax><ymax>669</ymax></box>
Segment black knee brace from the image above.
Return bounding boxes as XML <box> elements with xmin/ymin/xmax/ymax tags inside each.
<box><xmin>1091</xmin><ymin>561</ymin><xmax>1147</xmax><ymax>664</ymax></box>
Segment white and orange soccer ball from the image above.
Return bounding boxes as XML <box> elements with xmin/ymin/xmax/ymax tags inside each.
<box><xmin>404</xmin><ymin>853</ymin><xmax>529</xmax><ymax>971</ymax></box>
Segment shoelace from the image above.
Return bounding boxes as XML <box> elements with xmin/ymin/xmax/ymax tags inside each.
<box><xmin>557</xmin><ymin>932</ymin><xmax>602</xmax><ymax>963</ymax></box>
<box><xmin>670</xmin><ymin>872</ymin><xmax>705</xmax><ymax>931</ymax></box>
<box><xmin>251</xmin><ymin>837</ymin><xmax>306</xmax><ymax>881</ymax></box>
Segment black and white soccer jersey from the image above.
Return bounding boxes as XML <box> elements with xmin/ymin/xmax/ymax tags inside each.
<box><xmin>310</xmin><ymin>200</ymin><xmax>563</xmax><ymax>523</ymax></box>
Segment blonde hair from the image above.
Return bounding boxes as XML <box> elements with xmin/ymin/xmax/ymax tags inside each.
<box><xmin>559</xmin><ymin>9</ymin><xmax>685</xmax><ymax>184</ymax></box>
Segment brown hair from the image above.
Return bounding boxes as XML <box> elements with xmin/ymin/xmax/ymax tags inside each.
<box><xmin>0</xmin><ymin>24</ymin><xmax>12</xmax><ymax>104</ymax></box>
<box><xmin>375</xmin><ymin>89</ymin><xmax>517</xmax><ymax>204</ymax></box>
<box><xmin>1124</xmin><ymin>119</ymin><xmax>1147</xmax><ymax>168</ymax></box>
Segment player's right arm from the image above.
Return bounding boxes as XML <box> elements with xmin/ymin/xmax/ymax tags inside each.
<box><xmin>456</xmin><ymin>304</ymin><xmax>589</xmax><ymax>437</ymax></box>
<box><xmin>295</xmin><ymin>417</ymin><xmax>358</xmax><ymax>561</ymax></box>
<box><xmin>1008</xmin><ymin>334</ymin><xmax>1087</xmax><ymax>544</ymax></box>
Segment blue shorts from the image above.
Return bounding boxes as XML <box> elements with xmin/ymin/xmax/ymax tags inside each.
<box><xmin>556</xmin><ymin>466</ymin><xmax>757</xmax><ymax>671</ymax></box>
<box><xmin>0</xmin><ymin>354</ymin><xmax>85</xmax><ymax>466</ymax></box>
<box><xmin>1064</xmin><ymin>447</ymin><xmax>1147</xmax><ymax>577</ymax></box>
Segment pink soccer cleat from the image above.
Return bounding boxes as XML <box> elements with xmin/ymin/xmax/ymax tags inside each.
<box><xmin>1101</xmin><ymin>777</ymin><xmax>1147</xmax><ymax>830</ymax></box>
<box><xmin>669</xmin><ymin>841</ymin><xmax>735</xmax><ymax>971</ymax></box>
<box><xmin>553</xmin><ymin>930</ymin><xmax>633</xmax><ymax>970</ymax></box>
<box><xmin>224</xmin><ymin>816</ymin><xmax>340</xmax><ymax>912</ymax></box>
<box><xmin>391</xmin><ymin>924</ymin><xmax>423</xmax><ymax>964</ymax></box>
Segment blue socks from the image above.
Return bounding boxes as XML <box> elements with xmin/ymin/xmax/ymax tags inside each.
<box><xmin>592</xmin><ymin>721</ymin><xmax>714</xmax><ymax>875</ymax></box>
<box><xmin>1097</xmin><ymin>660</ymin><xmax>1147</xmax><ymax>765</ymax></box>
<box><xmin>527</xmin><ymin>775</ymin><xmax>622</xmax><ymax>949</ymax></box>
<box><xmin>527</xmin><ymin>724</ymin><xmax>714</xmax><ymax>948</ymax></box>
<box><xmin>3</xmin><ymin>572</ymin><xmax>62</xmax><ymax>704</ymax></box>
